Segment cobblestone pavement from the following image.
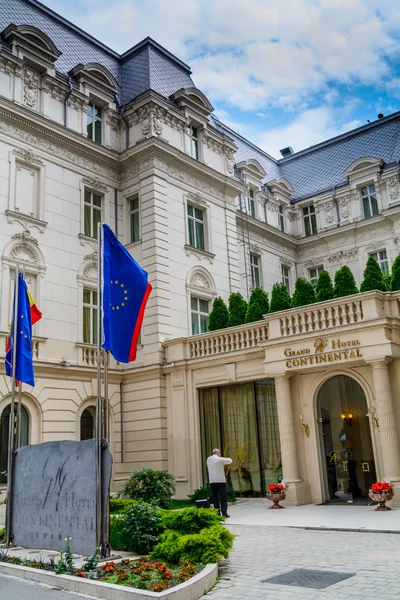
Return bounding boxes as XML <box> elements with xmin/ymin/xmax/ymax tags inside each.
<box><xmin>201</xmin><ymin>525</ymin><xmax>400</xmax><ymax>599</ymax></box>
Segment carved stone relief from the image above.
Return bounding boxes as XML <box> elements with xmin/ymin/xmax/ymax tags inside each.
<box><xmin>82</xmin><ymin>176</ymin><xmax>108</xmax><ymax>192</ymax></box>
<box><xmin>387</xmin><ymin>176</ymin><xmax>400</xmax><ymax>202</ymax></box>
<box><xmin>82</xmin><ymin>262</ymin><xmax>97</xmax><ymax>280</ymax></box>
<box><xmin>322</xmin><ymin>201</ymin><xmax>335</xmax><ymax>223</ymax></box>
<box><xmin>339</xmin><ymin>197</ymin><xmax>350</xmax><ymax>219</ymax></box>
<box><xmin>224</xmin><ymin>149</ymin><xmax>235</xmax><ymax>175</ymax></box>
<box><xmin>23</xmin><ymin>68</ymin><xmax>39</xmax><ymax>109</ymax></box>
<box><xmin>10</xmin><ymin>243</ymin><xmax>38</xmax><ymax>264</ymax></box>
<box><xmin>327</xmin><ymin>248</ymin><xmax>358</xmax><ymax>264</ymax></box>
<box><xmin>189</xmin><ymin>271</ymin><xmax>211</xmax><ymax>290</ymax></box>
<box><xmin>12</xmin><ymin>230</ymin><xmax>38</xmax><ymax>246</ymax></box>
<box><xmin>187</xmin><ymin>192</ymin><xmax>207</xmax><ymax>206</ymax></box>
<box><xmin>13</xmin><ymin>148</ymin><xmax>44</xmax><ymax>165</ymax></box>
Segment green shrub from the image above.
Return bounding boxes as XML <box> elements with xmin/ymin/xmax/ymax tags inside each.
<box><xmin>245</xmin><ymin>287</ymin><xmax>269</xmax><ymax>323</ymax></box>
<box><xmin>333</xmin><ymin>265</ymin><xmax>358</xmax><ymax>298</ymax></box>
<box><xmin>315</xmin><ymin>270</ymin><xmax>334</xmax><ymax>302</ymax></box>
<box><xmin>291</xmin><ymin>277</ymin><xmax>316</xmax><ymax>308</ymax></box>
<box><xmin>0</xmin><ymin>527</ymin><xmax>5</xmax><ymax>543</ymax></box>
<box><xmin>160</xmin><ymin>507</ymin><xmax>223</xmax><ymax>534</ymax></box>
<box><xmin>188</xmin><ymin>484</ymin><xmax>236</xmax><ymax>503</ymax></box>
<box><xmin>227</xmin><ymin>293</ymin><xmax>247</xmax><ymax>327</ymax></box>
<box><xmin>391</xmin><ymin>255</ymin><xmax>400</xmax><ymax>291</ymax></box>
<box><xmin>110</xmin><ymin>498</ymin><xmax>135</xmax><ymax>513</ymax></box>
<box><xmin>269</xmin><ymin>283</ymin><xmax>291</xmax><ymax>313</ymax></box>
<box><xmin>121</xmin><ymin>467</ymin><xmax>176</xmax><ymax>508</ymax></box>
<box><xmin>110</xmin><ymin>516</ymin><xmax>128</xmax><ymax>551</ymax></box>
<box><xmin>208</xmin><ymin>297</ymin><xmax>229</xmax><ymax>331</ymax></box>
<box><xmin>360</xmin><ymin>256</ymin><xmax>386</xmax><ymax>293</ymax></box>
<box><xmin>384</xmin><ymin>273</ymin><xmax>392</xmax><ymax>291</ymax></box>
<box><xmin>120</xmin><ymin>501</ymin><xmax>163</xmax><ymax>554</ymax></box>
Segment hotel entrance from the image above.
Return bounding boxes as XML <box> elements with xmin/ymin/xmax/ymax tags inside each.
<box><xmin>317</xmin><ymin>375</ymin><xmax>376</xmax><ymax>504</ymax></box>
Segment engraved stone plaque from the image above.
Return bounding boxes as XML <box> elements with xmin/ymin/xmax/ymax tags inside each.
<box><xmin>10</xmin><ymin>439</ymin><xmax>112</xmax><ymax>556</ymax></box>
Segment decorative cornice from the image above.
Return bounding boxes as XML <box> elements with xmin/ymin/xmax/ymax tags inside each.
<box><xmin>11</xmin><ymin>230</ymin><xmax>38</xmax><ymax>246</ymax></box>
<box><xmin>82</xmin><ymin>176</ymin><xmax>109</xmax><ymax>192</ymax></box>
<box><xmin>12</xmin><ymin>147</ymin><xmax>44</xmax><ymax>165</ymax></box>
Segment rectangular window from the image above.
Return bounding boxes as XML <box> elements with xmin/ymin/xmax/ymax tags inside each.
<box><xmin>303</xmin><ymin>205</ymin><xmax>317</xmax><ymax>236</ymax></box>
<box><xmin>187</xmin><ymin>204</ymin><xmax>205</xmax><ymax>250</ymax></box>
<box><xmin>282</xmin><ymin>265</ymin><xmax>290</xmax><ymax>292</ymax></box>
<box><xmin>361</xmin><ymin>184</ymin><xmax>379</xmax><ymax>218</ymax></box>
<box><xmin>369</xmin><ymin>249</ymin><xmax>389</xmax><ymax>275</ymax></box>
<box><xmin>309</xmin><ymin>265</ymin><xmax>324</xmax><ymax>287</ymax></box>
<box><xmin>250</xmin><ymin>253</ymin><xmax>261</xmax><ymax>288</ymax></box>
<box><xmin>83</xmin><ymin>288</ymin><xmax>98</xmax><ymax>345</ymax></box>
<box><xmin>84</xmin><ymin>190</ymin><xmax>102</xmax><ymax>239</ymax></box>
<box><xmin>248</xmin><ymin>189</ymin><xmax>256</xmax><ymax>218</ymax></box>
<box><xmin>191</xmin><ymin>296</ymin><xmax>209</xmax><ymax>335</ymax></box>
<box><xmin>188</xmin><ymin>125</ymin><xmax>199</xmax><ymax>160</ymax></box>
<box><xmin>87</xmin><ymin>102</ymin><xmax>102</xmax><ymax>144</ymax></box>
<box><xmin>128</xmin><ymin>194</ymin><xmax>140</xmax><ymax>243</ymax></box>
<box><xmin>278</xmin><ymin>205</ymin><xmax>285</xmax><ymax>232</ymax></box>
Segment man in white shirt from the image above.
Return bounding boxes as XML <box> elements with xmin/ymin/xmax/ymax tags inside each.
<box><xmin>206</xmin><ymin>448</ymin><xmax>233</xmax><ymax>517</ymax></box>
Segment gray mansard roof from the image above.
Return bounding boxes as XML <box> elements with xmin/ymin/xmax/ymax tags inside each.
<box><xmin>2</xmin><ymin>0</ymin><xmax>400</xmax><ymax>203</ymax></box>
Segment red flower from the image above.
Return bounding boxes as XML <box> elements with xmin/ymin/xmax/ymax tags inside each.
<box><xmin>371</xmin><ymin>481</ymin><xmax>393</xmax><ymax>494</ymax></box>
<box><xmin>267</xmin><ymin>483</ymin><xmax>285</xmax><ymax>494</ymax></box>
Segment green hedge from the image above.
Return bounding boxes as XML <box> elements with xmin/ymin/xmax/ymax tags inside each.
<box><xmin>110</xmin><ymin>498</ymin><xmax>135</xmax><ymax>513</ymax></box>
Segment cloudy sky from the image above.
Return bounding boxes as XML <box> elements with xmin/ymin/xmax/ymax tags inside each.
<box><xmin>45</xmin><ymin>0</ymin><xmax>400</xmax><ymax>158</ymax></box>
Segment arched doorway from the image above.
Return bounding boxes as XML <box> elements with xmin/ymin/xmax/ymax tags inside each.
<box><xmin>0</xmin><ymin>405</ymin><xmax>29</xmax><ymax>484</ymax></box>
<box><xmin>80</xmin><ymin>406</ymin><xmax>96</xmax><ymax>440</ymax></box>
<box><xmin>317</xmin><ymin>375</ymin><xmax>376</xmax><ymax>504</ymax></box>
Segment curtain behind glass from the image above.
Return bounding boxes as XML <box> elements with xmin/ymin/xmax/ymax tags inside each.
<box><xmin>255</xmin><ymin>380</ymin><xmax>282</xmax><ymax>489</ymax></box>
<box><xmin>199</xmin><ymin>388</ymin><xmax>221</xmax><ymax>485</ymax></box>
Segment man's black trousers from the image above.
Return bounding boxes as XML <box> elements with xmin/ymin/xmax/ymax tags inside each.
<box><xmin>210</xmin><ymin>482</ymin><xmax>228</xmax><ymax>516</ymax></box>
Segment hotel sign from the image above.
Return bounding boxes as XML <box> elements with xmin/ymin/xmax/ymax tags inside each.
<box><xmin>284</xmin><ymin>338</ymin><xmax>362</xmax><ymax>369</ymax></box>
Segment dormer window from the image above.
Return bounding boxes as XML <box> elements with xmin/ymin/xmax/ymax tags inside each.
<box><xmin>248</xmin><ymin>189</ymin><xmax>256</xmax><ymax>218</ymax></box>
<box><xmin>303</xmin><ymin>205</ymin><xmax>317</xmax><ymax>237</ymax></box>
<box><xmin>87</xmin><ymin>102</ymin><xmax>102</xmax><ymax>144</ymax></box>
<box><xmin>361</xmin><ymin>184</ymin><xmax>379</xmax><ymax>219</ymax></box>
<box><xmin>188</xmin><ymin>124</ymin><xmax>199</xmax><ymax>160</ymax></box>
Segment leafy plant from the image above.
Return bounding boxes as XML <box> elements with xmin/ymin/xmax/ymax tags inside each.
<box><xmin>0</xmin><ymin>527</ymin><xmax>5</xmax><ymax>543</ymax></box>
<box><xmin>121</xmin><ymin>468</ymin><xmax>176</xmax><ymax>509</ymax></box>
<box><xmin>291</xmin><ymin>277</ymin><xmax>316</xmax><ymax>308</ymax></box>
<box><xmin>360</xmin><ymin>256</ymin><xmax>386</xmax><ymax>293</ymax></box>
<box><xmin>82</xmin><ymin>547</ymin><xmax>99</xmax><ymax>578</ymax></box>
<box><xmin>333</xmin><ymin>265</ymin><xmax>358</xmax><ymax>298</ymax></box>
<box><xmin>120</xmin><ymin>501</ymin><xmax>163</xmax><ymax>554</ymax></box>
<box><xmin>110</xmin><ymin>515</ymin><xmax>127</xmax><ymax>551</ymax></box>
<box><xmin>245</xmin><ymin>287</ymin><xmax>269</xmax><ymax>323</ymax></box>
<box><xmin>208</xmin><ymin>297</ymin><xmax>229</xmax><ymax>331</ymax></box>
<box><xmin>160</xmin><ymin>507</ymin><xmax>223</xmax><ymax>534</ymax></box>
<box><xmin>391</xmin><ymin>254</ymin><xmax>400</xmax><ymax>291</ymax></box>
<box><xmin>227</xmin><ymin>293</ymin><xmax>247</xmax><ymax>327</ymax></box>
<box><xmin>269</xmin><ymin>283</ymin><xmax>291</xmax><ymax>313</ymax></box>
<box><xmin>315</xmin><ymin>270</ymin><xmax>334</xmax><ymax>302</ymax></box>
<box><xmin>383</xmin><ymin>273</ymin><xmax>392</xmax><ymax>291</ymax></box>
<box><xmin>110</xmin><ymin>498</ymin><xmax>135</xmax><ymax>513</ymax></box>
<box><xmin>188</xmin><ymin>484</ymin><xmax>236</xmax><ymax>504</ymax></box>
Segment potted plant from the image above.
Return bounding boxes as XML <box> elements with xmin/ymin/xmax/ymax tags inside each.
<box><xmin>266</xmin><ymin>483</ymin><xmax>286</xmax><ymax>509</ymax></box>
<box><xmin>369</xmin><ymin>481</ymin><xmax>394</xmax><ymax>511</ymax></box>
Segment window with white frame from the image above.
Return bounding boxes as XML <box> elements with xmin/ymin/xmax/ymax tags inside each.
<box><xmin>278</xmin><ymin>205</ymin><xmax>285</xmax><ymax>232</ymax></box>
<box><xmin>361</xmin><ymin>184</ymin><xmax>379</xmax><ymax>219</ymax></box>
<box><xmin>87</xmin><ymin>102</ymin><xmax>102</xmax><ymax>144</ymax></box>
<box><xmin>369</xmin><ymin>249</ymin><xmax>389</xmax><ymax>274</ymax></box>
<box><xmin>188</xmin><ymin>124</ymin><xmax>199</xmax><ymax>160</ymax></box>
<box><xmin>128</xmin><ymin>194</ymin><xmax>140</xmax><ymax>243</ymax></box>
<box><xmin>250</xmin><ymin>253</ymin><xmax>261</xmax><ymax>288</ymax></box>
<box><xmin>187</xmin><ymin>204</ymin><xmax>205</xmax><ymax>250</ymax></box>
<box><xmin>248</xmin><ymin>189</ymin><xmax>256</xmax><ymax>218</ymax></box>
<box><xmin>83</xmin><ymin>288</ymin><xmax>98</xmax><ymax>345</ymax></box>
<box><xmin>191</xmin><ymin>296</ymin><xmax>209</xmax><ymax>335</ymax></box>
<box><xmin>309</xmin><ymin>265</ymin><xmax>324</xmax><ymax>287</ymax></box>
<box><xmin>282</xmin><ymin>265</ymin><xmax>291</xmax><ymax>291</ymax></box>
<box><xmin>303</xmin><ymin>205</ymin><xmax>317</xmax><ymax>236</ymax></box>
<box><xmin>84</xmin><ymin>189</ymin><xmax>102</xmax><ymax>239</ymax></box>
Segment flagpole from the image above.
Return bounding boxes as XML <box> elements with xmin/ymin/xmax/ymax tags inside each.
<box><xmin>96</xmin><ymin>222</ymin><xmax>104</xmax><ymax>555</ymax></box>
<box><xmin>16</xmin><ymin>266</ymin><xmax>25</xmax><ymax>450</ymax></box>
<box><xmin>5</xmin><ymin>266</ymin><xmax>20</xmax><ymax>546</ymax></box>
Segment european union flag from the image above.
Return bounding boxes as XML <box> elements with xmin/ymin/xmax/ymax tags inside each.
<box><xmin>5</xmin><ymin>273</ymin><xmax>35</xmax><ymax>386</ymax></box>
<box><xmin>102</xmin><ymin>224</ymin><xmax>152</xmax><ymax>363</ymax></box>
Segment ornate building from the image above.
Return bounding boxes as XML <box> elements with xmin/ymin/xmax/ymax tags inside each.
<box><xmin>1</xmin><ymin>0</ymin><xmax>400</xmax><ymax>506</ymax></box>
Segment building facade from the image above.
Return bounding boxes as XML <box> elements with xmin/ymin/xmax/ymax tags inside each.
<box><xmin>1</xmin><ymin>0</ymin><xmax>400</xmax><ymax>505</ymax></box>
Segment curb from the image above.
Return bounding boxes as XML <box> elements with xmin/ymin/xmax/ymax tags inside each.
<box><xmin>0</xmin><ymin>561</ymin><xmax>218</xmax><ymax>599</ymax></box>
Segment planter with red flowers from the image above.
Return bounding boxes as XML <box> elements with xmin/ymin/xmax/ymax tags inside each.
<box><xmin>369</xmin><ymin>482</ymin><xmax>394</xmax><ymax>511</ymax></box>
<box><xmin>266</xmin><ymin>484</ymin><xmax>286</xmax><ymax>509</ymax></box>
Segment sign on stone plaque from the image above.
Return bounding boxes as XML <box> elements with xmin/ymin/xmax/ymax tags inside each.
<box><xmin>10</xmin><ymin>439</ymin><xmax>112</xmax><ymax>556</ymax></box>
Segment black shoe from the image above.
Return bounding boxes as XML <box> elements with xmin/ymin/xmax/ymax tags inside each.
<box><xmin>222</xmin><ymin>514</ymin><xmax>230</xmax><ymax>518</ymax></box>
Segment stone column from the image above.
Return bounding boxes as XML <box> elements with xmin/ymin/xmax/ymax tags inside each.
<box><xmin>370</xmin><ymin>360</ymin><xmax>400</xmax><ymax>483</ymax></box>
<box><xmin>274</xmin><ymin>374</ymin><xmax>310</xmax><ymax>504</ymax></box>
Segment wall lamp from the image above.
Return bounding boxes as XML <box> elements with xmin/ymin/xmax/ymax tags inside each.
<box><xmin>299</xmin><ymin>414</ymin><xmax>310</xmax><ymax>438</ymax></box>
<box><xmin>341</xmin><ymin>413</ymin><xmax>353</xmax><ymax>426</ymax></box>
<box><xmin>367</xmin><ymin>406</ymin><xmax>380</xmax><ymax>430</ymax></box>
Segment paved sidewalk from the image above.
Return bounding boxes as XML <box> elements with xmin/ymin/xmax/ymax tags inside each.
<box><xmin>202</xmin><ymin>524</ymin><xmax>400</xmax><ymax>600</ymax></box>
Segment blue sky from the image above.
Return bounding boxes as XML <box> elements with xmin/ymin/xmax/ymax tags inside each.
<box><xmin>44</xmin><ymin>0</ymin><xmax>400</xmax><ymax>158</ymax></box>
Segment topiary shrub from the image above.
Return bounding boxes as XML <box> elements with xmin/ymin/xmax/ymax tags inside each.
<box><xmin>227</xmin><ymin>293</ymin><xmax>247</xmax><ymax>327</ymax></box>
<box><xmin>121</xmin><ymin>467</ymin><xmax>176</xmax><ymax>508</ymax></box>
<box><xmin>315</xmin><ymin>270</ymin><xmax>334</xmax><ymax>302</ymax></box>
<box><xmin>208</xmin><ymin>297</ymin><xmax>229</xmax><ymax>331</ymax></box>
<box><xmin>383</xmin><ymin>273</ymin><xmax>392</xmax><ymax>291</ymax></box>
<box><xmin>120</xmin><ymin>501</ymin><xmax>163</xmax><ymax>554</ymax></box>
<box><xmin>360</xmin><ymin>256</ymin><xmax>387</xmax><ymax>293</ymax></box>
<box><xmin>160</xmin><ymin>507</ymin><xmax>223</xmax><ymax>534</ymax></box>
<box><xmin>391</xmin><ymin>255</ymin><xmax>400</xmax><ymax>291</ymax></box>
<box><xmin>245</xmin><ymin>287</ymin><xmax>269</xmax><ymax>323</ymax></box>
<box><xmin>110</xmin><ymin>498</ymin><xmax>135</xmax><ymax>514</ymax></box>
<box><xmin>333</xmin><ymin>265</ymin><xmax>358</xmax><ymax>298</ymax></box>
<box><xmin>291</xmin><ymin>277</ymin><xmax>316</xmax><ymax>308</ymax></box>
<box><xmin>269</xmin><ymin>283</ymin><xmax>291</xmax><ymax>313</ymax></box>
<box><xmin>188</xmin><ymin>484</ymin><xmax>236</xmax><ymax>503</ymax></box>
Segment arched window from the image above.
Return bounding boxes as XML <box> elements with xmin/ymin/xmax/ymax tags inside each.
<box><xmin>0</xmin><ymin>405</ymin><xmax>29</xmax><ymax>484</ymax></box>
<box><xmin>80</xmin><ymin>406</ymin><xmax>96</xmax><ymax>440</ymax></box>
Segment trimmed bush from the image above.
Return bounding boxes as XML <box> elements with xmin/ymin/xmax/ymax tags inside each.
<box><xmin>120</xmin><ymin>501</ymin><xmax>163</xmax><ymax>554</ymax></box>
<box><xmin>333</xmin><ymin>265</ymin><xmax>358</xmax><ymax>298</ymax></box>
<box><xmin>391</xmin><ymin>255</ymin><xmax>400</xmax><ymax>291</ymax></box>
<box><xmin>291</xmin><ymin>277</ymin><xmax>316</xmax><ymax>308</ymax></box>
<box><xmin>160</xmin><ymin>507</ymin><xmax>223</xmax><ymax>534</ymax></box>
<box><xmin>188</xmin><ymin>484</ymin><xmax>236</xmax><ymax>504</ymax></box>
<box><xmin>360</xmin><ymin>256</ymin><xmax>386</xmax><ymax>293</ymax></box>
<box><xmin>245</xmin><ymin>287</ymin><xmax>269</xmax><ymax>323</ymax></box>
<box><xmin>227</xmin><ymin>293</ymin><xmax>247</xmax><ymax>327</ymax></box>
<box><xmin>110</xmin><ymin>498</ymin><xmax>135</xmax><ymax>514</ymax></box>
<box><xmin>208</xmin><ymin>297</ymin><xmax>229</xmax><ymax>331</ymax></box>
<box><xmin>383</xmin><ymin>273</ymin><xmax>392</xmax><ymax>291</ymax></box>
<box><xmin>315</xmin><ymin>270</ymin><xmax>334</xmax><ymax>302</ymax></box>
<box><xmin>269</xmin><ymin>283</ymin><xmax>291</xmax><ymax>313</ymax></box>
<box><xmin>0</xmin><ymin>527</ymin><xmax>4</xmax><ymax>543</ymax></box>
<box><xmin>121</xmin><ymin>467</ymin><xmax>176</xmax><ymax>509</ymax></box>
